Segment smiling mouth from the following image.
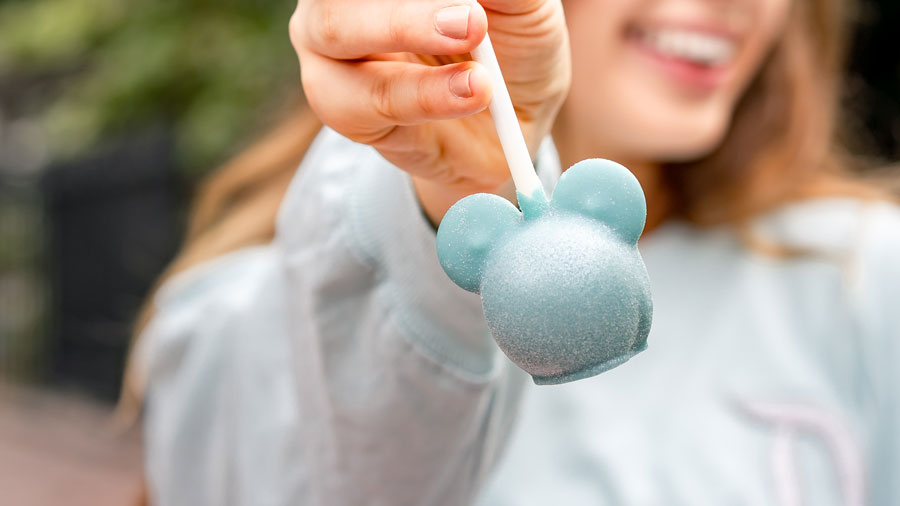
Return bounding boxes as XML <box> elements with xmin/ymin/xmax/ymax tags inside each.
<box><xmin>625</xmin><ymin>24</ymin><xmax>739</xmax><ymax>91</ymax></box>
<box><xmin>628</xmin><ymin>25</ymin><xmax>737</xmax><ymax>68</ymax></box>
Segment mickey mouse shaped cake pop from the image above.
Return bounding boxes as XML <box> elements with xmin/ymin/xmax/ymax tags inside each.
<box><xmin>436</xmin><ymin>34</ymin><xmax>653</xmax><ymax>384</ymax></box>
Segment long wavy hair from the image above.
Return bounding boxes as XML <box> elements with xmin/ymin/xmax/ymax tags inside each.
<box><xmin>121</xmin><ymin>0</ymin><xmax>880</xmax><ymax>417</ymax></box>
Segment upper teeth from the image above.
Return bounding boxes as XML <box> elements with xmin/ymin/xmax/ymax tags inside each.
<box><xmin>642</xmin><ymin>29</ymin><xmax>736</xmax><ymax>66</ymax></box>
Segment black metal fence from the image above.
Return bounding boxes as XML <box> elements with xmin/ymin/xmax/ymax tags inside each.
<box><xmin>1</xmin><ymin>129</ymin><xmax>183</xmax><ymax>401</ymax></box>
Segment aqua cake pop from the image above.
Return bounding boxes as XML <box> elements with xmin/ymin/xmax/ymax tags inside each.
<box><xmin>435</xmin><ymin>34</ymin><xmax>653</xmax><ymax>384</ymax></box>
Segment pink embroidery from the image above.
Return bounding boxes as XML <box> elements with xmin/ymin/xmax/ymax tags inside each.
<box><xmin>739</xmin><ymin>399</ymin><xmax>865</xmax><ymax>506</ymax></box>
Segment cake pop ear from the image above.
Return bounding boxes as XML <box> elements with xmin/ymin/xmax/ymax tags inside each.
<box><xmin>550</xmin><ymin>159</ymin><xmax>647</xmax><ymax>245</ymax></box>
<box><xmin>437</xmin><ymin>193</ymin><xmax>522</xmax><ymax>293</ymax></box>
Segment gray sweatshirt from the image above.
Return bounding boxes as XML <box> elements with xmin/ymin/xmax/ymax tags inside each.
<box><xmin>140</xmin><ymin>128</ymin><xmax>900</xmax><ymax>505</ymax></box>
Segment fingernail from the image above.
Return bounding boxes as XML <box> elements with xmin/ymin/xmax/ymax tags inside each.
<box><xmin>434</xmin><ymin>5</ymin><xmax>470</xmax><ymax>40</ymax></box>
<box><xmin>449</xmin><ymin>69</ymin><xmax>473</xmax><ymax>98</ymax></box>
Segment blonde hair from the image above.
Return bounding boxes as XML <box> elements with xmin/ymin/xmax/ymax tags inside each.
<box><xmin>122</xmin><ymin>0</ymin><xmax>883</xmax><ymax>414</ymax></box>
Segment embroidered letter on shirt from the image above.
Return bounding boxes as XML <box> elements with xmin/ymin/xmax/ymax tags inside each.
<box><xmin>738</xmin><ymin>399</ymin><xmax>866</xmax><ymax>506</ymax></box>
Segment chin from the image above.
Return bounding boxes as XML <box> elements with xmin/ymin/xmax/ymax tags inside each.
<box><xmin>640</xmin><ymin>111</ymin><xmax>732</xmax><ymax>163</ymax></box>
<box><xmin>655</xmin><ymin>130</ymin><xmax>728</xmax><ymax>162</ymax></box>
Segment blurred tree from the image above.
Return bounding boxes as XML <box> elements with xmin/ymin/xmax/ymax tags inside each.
<box><xmin>0</xmin><ymin>0</ymin><xmax>299</xmax><ymax>176</ymax></box>
<box><xmin>0</xmin><ymin>0</ymin><xmax>300</xmax><ymax>397</ymax></box>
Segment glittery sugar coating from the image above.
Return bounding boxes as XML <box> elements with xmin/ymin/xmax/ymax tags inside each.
<box><xmin>436</xmin><ymin>159</ymin><xmax>653</xmax><ymax>384</ymax></box>
<box><xmin>436</xmin><ymin>193</ymin><xmax>523</xmax><ymax>293</ymax></box>
<box><xmin>482</xmin><ymin>217</ymin><xmax>651</xmax><ymax>383</ymax></box>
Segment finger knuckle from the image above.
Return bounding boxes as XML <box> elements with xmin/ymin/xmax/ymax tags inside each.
<box><xmin>386</xmin><ymin>8</ymin><xmax>407</xmax><ymax>48</ymax></box>
<box><xmin>300</xmin><ymin>77</ymin><xmax>338</xmax><ymax>127</ymax></box>
<box><xmin>371</xmin><ymin>72</ymin><xmax>397</xmax><ymax>122</ymax></box>
<box><xmin>299</xmin><ymin>64</ymin><xmax>333</xmax><ymax>112</ymax></box>
<box><xmin>416</xmin><ymin>76</ymin><xmax>438</xmax><ymax>117</ymax></box>
<box><xmin>288</xmin><ymin>9</ymin><xmax>304</xmax><ymax>49</ymax></box>
<box><xmin>307</xmin><ymin>1</ymin><xmax>341</xmax><ymax>48</ymax></box>
<box><xmin>299</xmin><ymin>66</ymin><xmax>318</xmax><ymax>96</ymax></box>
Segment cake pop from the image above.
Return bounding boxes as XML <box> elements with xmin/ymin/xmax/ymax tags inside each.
<box><xmin>435</xmin><ymin>34</ymin><xmax>653</xmax><ymax>384</ymax></box>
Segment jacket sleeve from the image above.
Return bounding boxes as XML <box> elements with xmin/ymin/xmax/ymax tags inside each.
<box><xmin>275</xmin><ymin>128</ymin><xmax>530</xmax><ymax>505</ymax></box>
<box><xmin>142</xmin><ymin>128</ymin><xmax>532</xmax><ymax>506</ymax></box>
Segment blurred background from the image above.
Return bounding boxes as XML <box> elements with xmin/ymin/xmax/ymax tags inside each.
<box><xmin>0</xmin><ymin>0</ymin><xmax>298</xmax><ymax>503</ymax></box>
<box><xmin>0</xmin><ymin>0</ymin><xmax>898</xmax><ymax>504</ymax></box>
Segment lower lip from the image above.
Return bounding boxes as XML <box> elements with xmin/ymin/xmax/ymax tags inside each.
<box><xmin>628</xmin><ymin>38</ymin><xmax>732</xmax><ymax>92</ymax></box>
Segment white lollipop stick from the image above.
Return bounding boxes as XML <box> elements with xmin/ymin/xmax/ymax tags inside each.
<box><xmin>471</xmin><ymin>34</ymin><xmax>546</xmax><ymax>200</ymax></box>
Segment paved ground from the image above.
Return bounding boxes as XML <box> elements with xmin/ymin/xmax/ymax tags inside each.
<box><xmin>0</xmin><ymin>383</ymin><xmax>143</xmax><ymax>506</ymax></box>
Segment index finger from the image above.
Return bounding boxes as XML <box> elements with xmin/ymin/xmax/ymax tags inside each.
<box><xmin>293</xmin><ymin>0</ymin><xmax>488</xmax><ymax>60</ymax></box>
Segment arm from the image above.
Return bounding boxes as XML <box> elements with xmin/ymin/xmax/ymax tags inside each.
<box><xmin>276</xmin><ymin>128</ymin><xmax>530</xmax><ymax>504</ymax></box>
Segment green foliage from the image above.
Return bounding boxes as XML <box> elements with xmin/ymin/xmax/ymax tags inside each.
<box><xmin>0</xmin><ymin>0</ymin><xmax>300</xmax><ymax>175</ymax></box>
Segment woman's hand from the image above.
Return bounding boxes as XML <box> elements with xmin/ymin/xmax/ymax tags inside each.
<box><xmin>289</xmin><ymin>0</ymin><xmax>570</xmax><ymax>223</ymax></box>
